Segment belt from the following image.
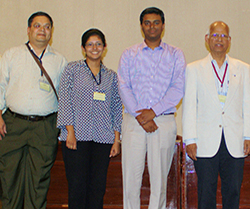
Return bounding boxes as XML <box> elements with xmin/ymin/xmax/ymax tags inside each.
<box><xmin>162</xmin><ymin>112</ymin><xmax>174</xmax><ymax>115</ymax></box>
<box><xmin>7</xmin><ymin>109</ymin><xmax>55</xmax><ymax>122</ymax></box>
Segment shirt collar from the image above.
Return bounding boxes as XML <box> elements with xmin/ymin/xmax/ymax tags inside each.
<box><xmin>27</xmin><ymin>42</ymin><xmax>54</xmax><ymax>56</ymax></box>
<box><xmin>82</xmin><ymin>59</ymin><xmax>106</xmax><ymax>72</ymax></box>
<box><xmin>141</xmin><ymin>40</ymin><xmax>164</xmax><ymax>50</ymax></box>
<box><xmin>209</xmin><ymin>53</ymin><xmax>229</xmax><ymax>65</ymax></box>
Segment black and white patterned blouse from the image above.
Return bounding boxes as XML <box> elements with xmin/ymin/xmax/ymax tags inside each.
<box><xmin>57</xmin><ymin>59</ymin><xmax>122</xmax><ymax>144</ymax></box>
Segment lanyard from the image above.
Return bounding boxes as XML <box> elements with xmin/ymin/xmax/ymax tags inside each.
<box><xmin>211</xmin><ymin>62</ymin><xmax>228</xmax><ymax>87</ymax></box>
<box><xmin>26</xmin><ymin>42</ymin><xmax>46</xmax><ymax>76</ymax></box>
<box><xmin>84</xmin><ymin>60</ymin><xmax>101</xmax><ymax>85</ymax></box>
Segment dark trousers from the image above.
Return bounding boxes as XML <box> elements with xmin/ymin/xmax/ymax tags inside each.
<box><xmin>194</xmin><ymin>132</ymin><xmax>245</xmax><ymax>209</ymax></box>
<box><xmin>62</xmin><ymin>141</ymin><xmax>112</xmax><ymax>209</ymax></box>
<box><xmin>0</xmin><ymin>110</ymin><xmax>58</xmax><ymax>209</ymax></box>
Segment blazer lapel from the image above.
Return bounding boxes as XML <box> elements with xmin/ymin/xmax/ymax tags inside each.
<box><xmin>200</xmin><ymin>55</ymin><xmax>221</xmax><ymax>106</ymax></box>
<box><xmin>223</xmin><ymin>57</ymin><xmax>240</xmax><ymax>110</ymax></box>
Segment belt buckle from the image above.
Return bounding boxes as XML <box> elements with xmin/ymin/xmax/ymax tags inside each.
<box><xmin>29</xmin><ymin>115</ymin><xmax>37</xmax><ymax>121</ymax></box>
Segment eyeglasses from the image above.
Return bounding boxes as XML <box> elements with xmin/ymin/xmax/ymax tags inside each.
<box><xmin>32</xmin><ymin>23</ymin><xmax>51</xmax><ymax>30</ymax></box>
<box><xmin>85</xmin><ymin>42</ymin><xmax>104</xmax><ymax>48</ymax></box>
<box><xmin>210</xmin><ymin>33</ymin><xmax>229</xmax><ymax>40</ymax></box>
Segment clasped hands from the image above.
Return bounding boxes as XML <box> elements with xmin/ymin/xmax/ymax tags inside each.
<box><xmin>135</xmin><ymin>108</ymin><xmax>158</xmax><ymax>133</ymax></box>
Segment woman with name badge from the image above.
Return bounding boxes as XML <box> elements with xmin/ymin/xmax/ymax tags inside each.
<box><xmin>57</xmin><ymin>28</ymin><xmax>123</xmax><ymax>209</ymax></box>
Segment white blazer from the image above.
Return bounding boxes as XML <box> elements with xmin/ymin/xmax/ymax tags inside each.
<box><xmin>182</xmin><ymin>54</ymin><xmax>250</xmax><ymax>158</ymax></box>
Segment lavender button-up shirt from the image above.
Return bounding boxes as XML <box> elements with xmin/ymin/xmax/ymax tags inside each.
<box><xmin>118</xmin><ymin>41</ymin><xmax>186</xmax><ymax>117</ymax></box>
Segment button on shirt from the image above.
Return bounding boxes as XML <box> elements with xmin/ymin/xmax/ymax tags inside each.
<box><xmin>57</xmin><ymin>60</ymin><xmax>122</xmax><ymax>144</ymax></box>
<box><xmin>118</xmin><ymin>41</ymin><xmax>186</xmax><ymax>117</ymax></box>
<box><xmin>0</xmin><ymin>44</ymin><xmax>67</xmax><ymax>115</ymax></box>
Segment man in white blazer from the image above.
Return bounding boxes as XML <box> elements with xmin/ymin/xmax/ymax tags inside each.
<box><xmin>183</xmin><ymin>21</ymin><xmax>250</xmax><ymax>209</ymax></box>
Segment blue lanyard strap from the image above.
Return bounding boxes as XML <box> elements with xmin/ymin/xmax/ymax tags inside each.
<box><xmin>26</xmin><ymin>42</ymin><xmax>46</xmax><ymax>76</ymax></box>
<box><xmin>84</xmin><ymin>60</ymin><xmax>101</xmax><ymax>85</ymax></box>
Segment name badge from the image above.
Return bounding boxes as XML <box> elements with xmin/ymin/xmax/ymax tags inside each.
<box><xmin>218</xmin><ymin>95</ymin><xmax>226</xmax><ymax>103</ymax></box>
<box><xmin>94</xmin><ymin>92</ymin><xmax>105</xmax><ymax>101</ymax></box>
<box><xmin>39</xmin><ymin>77</ymin><xmax>51</xmax><ymax>92</ymax></box>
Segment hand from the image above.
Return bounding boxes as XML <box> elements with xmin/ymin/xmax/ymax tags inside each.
<box><xmin>0</xmin><ymin>115</ymin><xmax>7</xmax><ymax>140</ymax></box>
<box><xmin>109</xmin><ymin>141</ymin><xmax>121</xmax><ymax>157</ymax></box>
<box><xmin>244</xmin><ymin>140</ymin><xmax>250</xmax><ymax>155</ymax></box>
<box><xmin>66</xmin><ymin>125</ymin><xmax>77</xmax><ymax>150</ymax></box>
<box><xmin>136</xmin><ymin>108</ymin><xmax>156</xmax><ymax>125</ymax></box>
<box><xmin>141</xmin><ymin>120</ymin><xmax>158</xmax><ymax>133</ymax></box>
<box><xmin>186</xmin><ymin>143</ymin><xmax>197</xmax><ymax>161</ymax></box>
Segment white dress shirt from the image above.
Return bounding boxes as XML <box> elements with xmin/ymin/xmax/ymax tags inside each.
<box><xmin>0</xmin><ymin>44</ymin><xmax>67</xmax><ymax>115</ymax></box>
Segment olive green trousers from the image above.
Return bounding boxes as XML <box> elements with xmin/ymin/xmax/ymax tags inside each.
<box><xmin>0</xmin><ymin>110</ymin><xmax>58</xmax><ymax>209</ymax></box>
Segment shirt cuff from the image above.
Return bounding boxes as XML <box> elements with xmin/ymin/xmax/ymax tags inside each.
<box><xmin>244</xmin><ymin>137</ymin><xmax>250</xmax><ymax>141</ymax></box>
<box><xmin>151</xmin><ymin>106</ymin><xmax>161</xmax><ymax>117</ymax></box>
<box><xmin>184</xmin><ymin>138</ymin><xmax>197</xmax><ymax>146</ymax></box>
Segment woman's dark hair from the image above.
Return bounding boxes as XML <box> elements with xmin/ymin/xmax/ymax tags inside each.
<box><xmin>140</xmin><ymin>7</ymin><xmax>165</xmax><ymax>25</ymax></box>
<box><xmin>81</xmin><ymin>28</ymin><xmax>106</xmax><ymax>47</ymax></box>
<box><xmin>28</xmin><ymin>11</ymin><xmax>53</xmax><ymax>27</ymax></box>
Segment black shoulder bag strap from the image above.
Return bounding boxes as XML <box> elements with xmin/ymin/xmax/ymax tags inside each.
<box><xmin>26</xmin><ymin>43</ymin><xmax>59</xmax><ymax>100</ymax></box>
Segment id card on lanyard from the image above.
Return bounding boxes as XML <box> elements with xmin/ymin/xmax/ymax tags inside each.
<box><xmin>84</xmin><ymin>60</ymin><xmax>105</xmax><ymax>101</ymax></box>
<box><xmin>94</xmin><ymin>92</ymin><xmax>106</xmax><ymax>101</ymax></box>
<box><xmin>218</xmin><ymin>95</ymin><xmax>226</xmax><ymax>103</ymax></box>
<box><xmin>27</xmin><ymin>43</ymin><xmax>49</xmax><ymax>92</ymax></box>
<box><xmin>212</xmin><ymin>61</ymin><xmax>228</xmax><ymax>104</ymax></box>
<box><xmin>39</xmin><ymin>77</ymin><xmax>51</xmax><ymax>92</ymax></box>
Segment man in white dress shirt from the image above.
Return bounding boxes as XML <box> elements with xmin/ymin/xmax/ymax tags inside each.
<box><xmin>0</xmin><ymin>11</ymin><xmax>67</xmax><ymax>209</ymax></box>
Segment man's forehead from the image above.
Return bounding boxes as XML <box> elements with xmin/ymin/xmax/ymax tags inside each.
<box><xmin>31</xmin><ymin>16</ymin><xmax>51</xmax><ymax>24</ymax></box>
<box><xmin>210</xmin><ymin>22</ymin><xmax>229</xmax><ymax>34</ymax></box>
<box><xmin>143</xmin><ymin>13</ymin><xmax>162</xmax><ymax>21</ymax></box>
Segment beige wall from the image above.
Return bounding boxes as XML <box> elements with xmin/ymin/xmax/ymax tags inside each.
<box><xmin>1</xmin><ymin>0</ymin><xmax>250</xmax><ymax>135</ymax></box>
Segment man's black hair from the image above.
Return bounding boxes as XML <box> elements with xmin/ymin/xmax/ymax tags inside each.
<box><xmin>140</xmin><ymin>7</ymin><xmax>165</xmax><ymax>25</ymax></box>
<box><xmin>28</xmin><ymin>11</ymin><xmax>53</xmax><ymax>27</ymax></box>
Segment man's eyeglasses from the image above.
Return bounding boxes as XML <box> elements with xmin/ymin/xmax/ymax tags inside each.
<box><xmin>210</xmin><ymin>33</ymin><xmax>229</xmax><ymax>40</ymax></box>
<box><xmin>32</xmin><ymin>23</ymin><xmax>51</xmax><ymax>30</ymax></box>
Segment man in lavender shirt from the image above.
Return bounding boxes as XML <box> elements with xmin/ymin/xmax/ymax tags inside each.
<box><xmin>118</xmin><ymin>7</ymin><xmax>186</xmax><ymax>209</ymax></box>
